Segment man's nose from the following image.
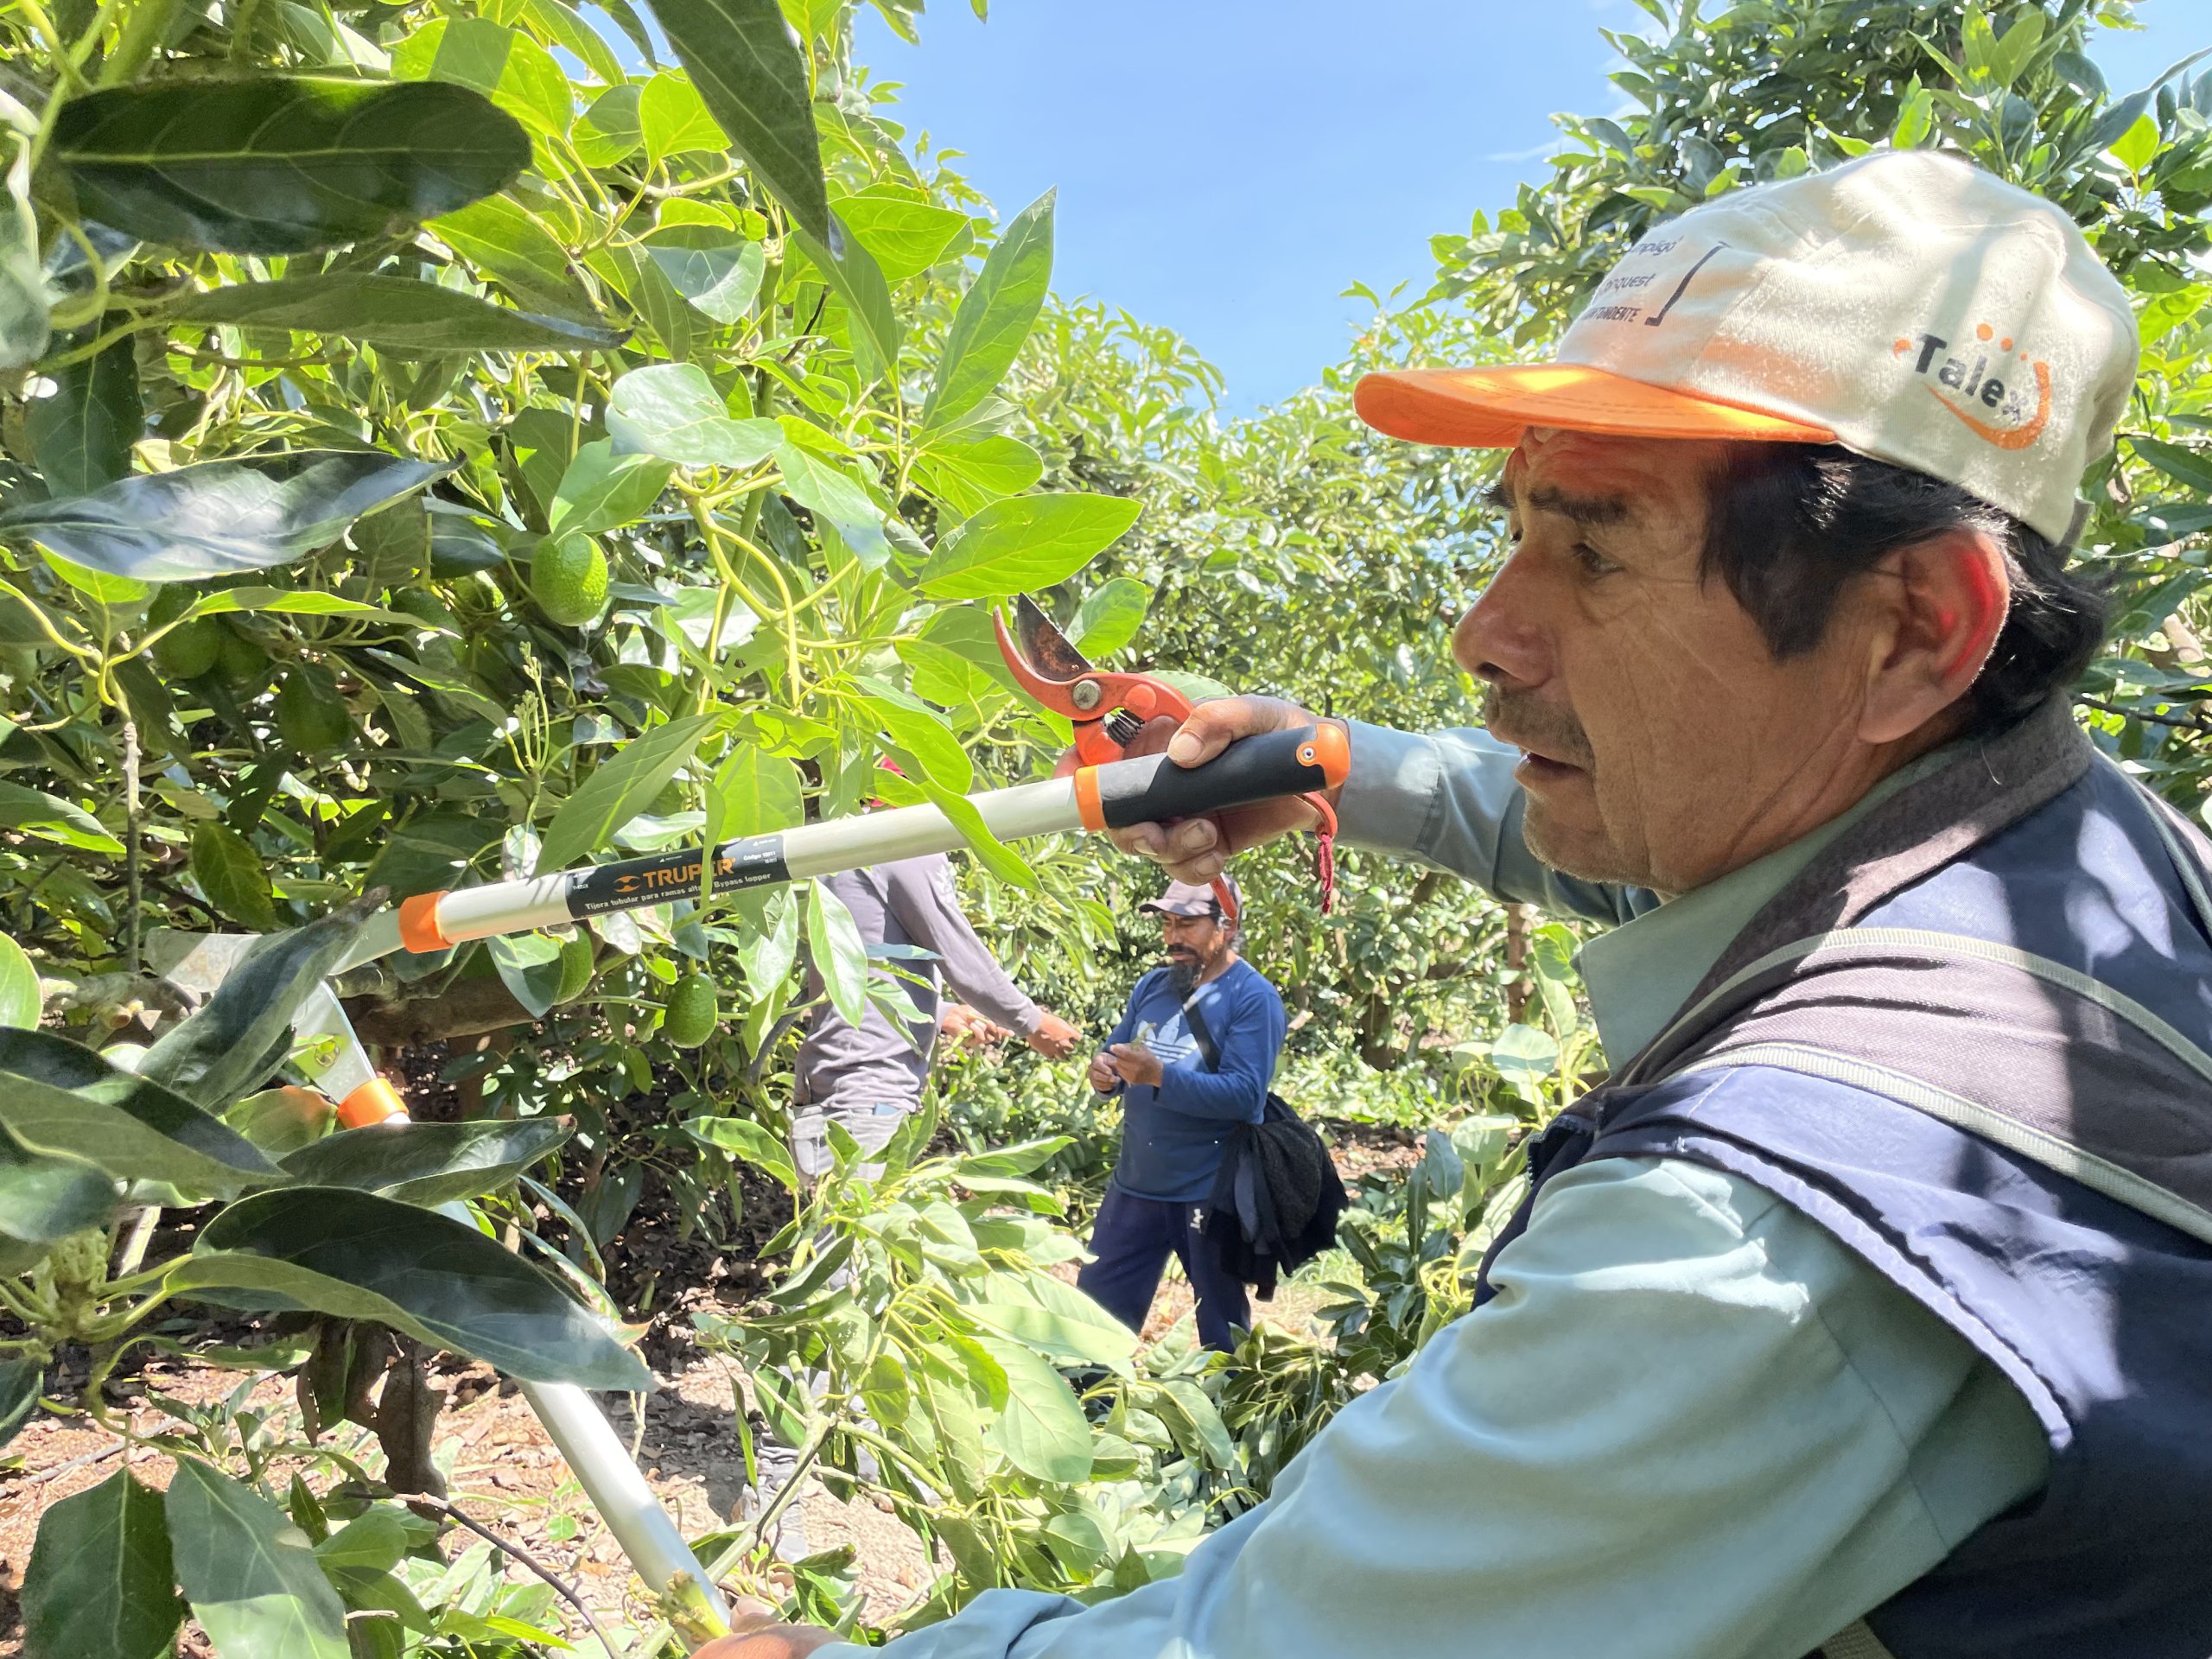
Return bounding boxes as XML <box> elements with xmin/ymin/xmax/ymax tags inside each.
<box><xmin>1452</xmin><ymin>550</ymin><xmax>1554</xmax><ymax>689</ymax></box>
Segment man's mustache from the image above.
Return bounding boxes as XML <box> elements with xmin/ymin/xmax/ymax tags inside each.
<box><xmin>1482</xmin><ymin>686</ymin><xmax>1596</xmax><ymax>770</ymax></box>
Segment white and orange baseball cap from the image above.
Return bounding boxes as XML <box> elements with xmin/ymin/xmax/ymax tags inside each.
<box><xmin>1354</xmin><ymin>150</ymin><xmax>2138</xmax><ymax>543</ymax></box>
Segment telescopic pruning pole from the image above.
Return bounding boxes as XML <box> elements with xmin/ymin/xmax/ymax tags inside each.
<box><xmin>289</xmin><ymin>721</ymin><xmax>1351</xmax><ymax>1650</ymax></box>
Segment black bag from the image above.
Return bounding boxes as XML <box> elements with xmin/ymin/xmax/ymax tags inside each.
<box><xmin>1182</xmin><ymin>994</ymin><xmax>1348</xmax><ymax>1301</ymax></box>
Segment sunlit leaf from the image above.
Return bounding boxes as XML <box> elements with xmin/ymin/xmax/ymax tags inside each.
<box><xmin>608</xmin><ymin>364</ymin><xmax>781</xmax><ymax>468</ymax></box>
<box><xmin>805</xmin><ymin>878</ymin><xmax>870</xmax><ymax>1027</ymax></box>
<box><xmin>645</xmin><ymin>0</ymin><xmax>830</xmax><ymax>239</ymax></box>
<box><xmin>166</xmin><ymin>1458</ymin><xmax>348</xmax><ymax>1659</ymax></box>
<box><xmin>537</xmin><ymin>712</ymin><xmax>719</xmax><ymax>873</ymax></box>
<box><xmin>922</xmin><ymin>188</ymin><xmax>1053</xmax><ymax>430</ymax></box>
<box><xmin>918</xmin><ymin>493</ymin><xmax>1142</xmax><ymax>600</ymax></box>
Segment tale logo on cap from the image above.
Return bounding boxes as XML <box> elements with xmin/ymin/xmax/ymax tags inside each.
<box><xmin>1894</xmin><ymin>321</ymin><xmax>2053</xmax><ymax>452</ymax></box>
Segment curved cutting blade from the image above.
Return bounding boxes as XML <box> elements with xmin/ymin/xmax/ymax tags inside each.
<box><xmin>1014</xmin><ymin>593</ymin><xmax>1096</xmax><ymax>681</ymax></box>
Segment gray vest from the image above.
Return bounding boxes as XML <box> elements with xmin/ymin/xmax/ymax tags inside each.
<box><xmin>1478</xmin><ymin>701</ymin><xmax>2212</xmax><ymax>1656</ymax></box>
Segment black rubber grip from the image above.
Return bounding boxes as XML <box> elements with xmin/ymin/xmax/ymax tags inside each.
<box><xmin>1091</xmin><ymin>727</ymin><xmax>1334</xmax><ymax>829</ymax></box>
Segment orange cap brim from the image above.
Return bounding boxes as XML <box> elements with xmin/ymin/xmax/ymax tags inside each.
<box><xmin>1353</xmin><ymin>365</ymin><xmax>1835</xmax><ymax>449</ymax></box>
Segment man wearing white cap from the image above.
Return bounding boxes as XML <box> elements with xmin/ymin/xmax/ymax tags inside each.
<box><xmin>1077</xmin><ymin>874</ymin><xmax>1284</xmax><ymax>1353</ymax></box>
<box><xmin>705</xmin><ymin>151</ymin><xmax>2212</xmax><ymax>1659</ymax></box>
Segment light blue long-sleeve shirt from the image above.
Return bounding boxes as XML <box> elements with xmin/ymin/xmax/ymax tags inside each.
<box><xmin>850</xmin><ymin>721</ymin><xmax>2049</xmax><ymax>1659</ymax></box>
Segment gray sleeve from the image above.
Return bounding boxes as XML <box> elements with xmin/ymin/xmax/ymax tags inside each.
<box><xmin>1334</xmin><ymin>721</ymin><xmax>1649</xmax><ymax>927</ymax></box>
<box><xmin>882</xmin><ymin>857</ymin><xmax>1044</xmax><ymax>1037</ymax></box>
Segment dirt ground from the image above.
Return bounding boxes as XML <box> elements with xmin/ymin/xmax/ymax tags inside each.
<box><xmin>0</xmin><ymin>1119</ymin><xmax>1414</xmax><ymax>1656</ymax></box>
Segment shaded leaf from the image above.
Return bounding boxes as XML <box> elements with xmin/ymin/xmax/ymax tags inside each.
<box><xmin>26</xmin><ymin>334</ymin><xmax>141</xmax><ymax>495</ymax></box>
<box><xmin>429</xmin><ymin>194</ymin><xmax>595</xmax><ymax>319</ymax></box>
<box><xmin>489</xmin><ymin>931</ymin><xmax>564</xmax><ymax>1018</ymax></box>
<box><xmin>0</xmin><ymin>1354</ymin><xmax>39</xmax><ymax>1450</ymax></box>
<box><xmin>176</xmin><ymin>1186</ymin><xmax>652</xmax><ymax>1389</ymax></box>
<box><xmin>0</xmin><ymin>1027</ymin><xmax>283</xmax><ymax>1193</ymax></box>
<box><xmin>856</xmin><ymin>674</ymin><xmax>971</xmax><ymax>791</ymax></box>
<box><xmin>47</xmin><ymin>79</ymin><xmax>529</xmax><ymax>255</ymax></box>
<box><xmin>1067</xmin><ymin>575</ymin><xmax>1151</xmax><ymax>658</ymax></box>
<box><xmin>712</xmin><ymin>742</ymin><xmax>804</xmax><ymax>840</ymax></box>
<box><xmin>789</xmin><ymin>216</ymin><xmax>901</xmax><ymax>381</ymax></box>
<box><xmin>165</xmin><ymin>275</ymin><xmax>623</xmax><ymax>355</ymax></box>
<box><xmin>137</xmin><ymin>904</ymin><xmax>365</xmax><ymax>1111</ymax></box>
<box><xmin>166</xmin><ymin>1458</ymin><xmax>347</xmax><ymax>1659</ymax></box>
<box><xmin>645</xmin><ymin>0</ymin><xmax>830</xmax><ymax>239</ymax></box>
<box><xmin>189</xmin><ymin>821</ymin><xmax>277</xmax><ymax>931</ymax></box>
<box><xmin>0</xmin><ymin>1125</ymin><xmax>117</xmax><ymax>1248</ymax></box>
<box><xmin>280</xmin><ymin>1118</ymin><xmax>569</xmax><ymax>1205</ymax></box>
<box><xmin>646</xmin><ymin>237</ymin><xmax>766</xmax><ymax>324</ymax></box>
<box><xmin>918</xmin><ymin>779</ymin><xmax>1037</xmax><ymax>891</ymax></box>
<box><xmin>0</xmin><ymin>156</ymin><xmax>48</xmax><ymax>371</ymax></box>
<box><xmin>684</xmin><ymin>1114</ymin><xmax>798</xmax><ymax>1192</ymax></box>
<box><xmin>0</xmin><ymin>450</ymin><xmax>453</xmax><ymax>582</ymax></box>
<box><xmin>22</xmin><ymin>1471</ymin><xmax>183</xmax><ymax>1659</ymax></box>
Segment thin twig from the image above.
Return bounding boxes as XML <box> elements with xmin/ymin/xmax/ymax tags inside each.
<box><xmin>121</xmin><ymin>716</ymin><xmax>142</xmax><ymax>976</ymax></box>
<box><xmin>2079</xmin><ymin>695</ymin><xmax>2212</xmax><ymax>734</ymax></box>
<box><xmin>409</xmin><ymin>1494</ymin><xmax>628</xmax><ymax>1659</ymax></box>
<box><xmin>25</xmin><ymin>1440</ymin><xmax>124</xmax><ymax>1484</ymax></box>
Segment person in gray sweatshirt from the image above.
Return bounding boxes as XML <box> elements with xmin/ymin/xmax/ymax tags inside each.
<box><xmin>790</xmin><ymin>852</ymin><xmax>1081</xmax><ymax>1180</ymax></box>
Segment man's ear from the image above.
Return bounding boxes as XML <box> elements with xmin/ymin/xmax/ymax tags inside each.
<box><xmin>1858</xmin><ymin>528</ymin><xmax>2010</xmax><ymax>746</ymax></box>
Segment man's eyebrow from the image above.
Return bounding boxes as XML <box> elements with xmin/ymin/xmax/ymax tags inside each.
<box><xmin>1489</xmin><ymin>481</ymin><xmax>1637</xmax><ymax>528</ymax></box>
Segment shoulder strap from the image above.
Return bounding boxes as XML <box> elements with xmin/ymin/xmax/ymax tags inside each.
<box><xmin>1181</xmin><ymin>987</ymin><xmax>1221</xmax><ymax>1071</ymax></box>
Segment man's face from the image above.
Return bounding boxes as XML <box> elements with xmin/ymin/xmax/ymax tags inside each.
<box><xmin>1160</xmin><ymin>912</ymin><xmax>1230</xmax><ymax>986</ymax></box>
<box><xmin>1454</xmin><ymin>429</ymin><xmax>1880</xmax><ymax>893</ymax></box>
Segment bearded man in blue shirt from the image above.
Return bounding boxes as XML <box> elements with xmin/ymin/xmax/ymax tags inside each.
<box><xmin>699</xmin><ymin>151</ymin><xmax>2212</xmax><ymax>1659</ymax></box>
<box><xmin>1078</xmin><ymin>875</ymin><xmax>1287</xmax><ymax>1352</ymax></box>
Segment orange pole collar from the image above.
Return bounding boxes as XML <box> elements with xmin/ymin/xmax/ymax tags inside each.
<box><xmin>337</xmin><ymin>1077</ymin><xmax>408</xmax><ymax>1128</ymax></box>
<box><xmin>398</xmin><ymin>891</ymin><xmax>451</xmax><ymax>954</ymax></box>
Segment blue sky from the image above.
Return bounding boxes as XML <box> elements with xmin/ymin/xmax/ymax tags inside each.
<box><xmin>855</xmin><ymin>1</ymin><xmax>2202</xmax><ymax>410</ymax></box>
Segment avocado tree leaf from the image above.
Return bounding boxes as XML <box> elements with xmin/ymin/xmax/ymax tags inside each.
<box><xmin>391</xmin><ymin>16</ymin><xmax>575</xmax><ymax>139</ymax></box>
<box><xmin>45</xmin><ymin>79</ymin><xmax>531</xmax><ymax>255</ymax></box>
<box><xmin>0</xmin><ymin>781</ymin><xmax>124</xmax><ymax>855</ymax></box>
<box><xmin>545</xmin><ymin>438</ymin><xmax>674</xmax><ymax>539</ymax></box>
<box><xmin>22</xmin><ymin>1470</ymin><xmax>185</xmax><ymax>1659</ymax></box>
<box><xmin>0</xmin><ymin>1126</ymin><xmax>118</xmax><ymax>1249</ymax></box>
<box><xmin>855</xmin><ymin>674</ymin><xmax>972</xmax><ymax>791</ymax></box>
<box><xmin>918</xmin><ymin>779</ymin><xmax>1038</xmax><ymax>892</ymax></box>
<box><xmin>775</xmin><ymin>439</ymin><xmax>893</xmax><ymax>569</ymax></box>
<box><xmin>164</xmin><ymin>275</ymin><xmax>625</xmax><ymax>356</ymax></box>
<box><xmin>833</xmin><ymin>186</ymin><xmax>968</xmax><ymax>283</ymax></box>
<box><xmin>975</xmin><ymin>1335</ymin><xmax>1090</xmax><ymax>1482</ymax></box>
<box><xmin>638</xmin><ymin>71</ymin><xmax>728</xmax><ymax>165</ymax></box>
<box><xmin>683</xmin><ymin>1114</ymin><xmax>799</xmax><ymax>1192</ymax></box>
<box><xmin>173</xmin><ymin>1186</ymin><xmax>653</xmax><ymax>1390</ymax></box>
<box><xmin>788</xmin><ymin>215</ymin><xmax>900</xmax><ymax>381</ymax></box>
<box><xmin>607</xmin><ymin>364</ymin><xmax>781</xmax><ymax>468</ymax></box>
<box><xmin>0</xmin><ymin>1353</ymin><xmax>41</xmax><ymax>1450</ymax></box>
<box><xmin>537</xmin><ymin>711</ymin><xmax>719</xmax><ymax>873</ymax></box>
<box><xmin>0</xmin><ymin>450</ymin><xmax>455</xmax><ymax>582</ymax></box>
<box><xmin>279</xmin><ymin>1119</ymin><xmax>570</xmax><ymax>1206</ymax></box>
<box><xmin>1066</xmin><ymin>575</ymin><xmax>1153</xmax><ymax>658</ymax></box>
<box><xmin>0</xmin><ymin>157</ymin><xmax>48</xmax><ymax>371</ymax></box>
<box><xmin>165</xmin><ymin>1458</ymin><xmax>348</xmax><ymax>1659</ymax></box>
<box><xmin>710</xmin><ymin>742</ymin><xmax>804</xmax><ymax>840</ymax></box>
<box><xmin>917</xmin><ymin>493</ymin><xmax>1142</xmax><ymax>600</ymax></box>
<box><xmin>429</xmin><ymin>194</ymin><xmax>597</xmax><ymax>320</ymax></box>
<box><xmin>921</xmin><ymin>189</ymin><xmax>1053</xmax><ymax>431</ymax></box>
<box><xmin>643</xmin><ymin>0</ymin><xmax>830</xmax><ymax>241</ymax></box>
<box><xmin>188</xmin><ymin>821</ymin><xmax>278</xmax><ymax>931</ymax></box>
<box><xmin>0</xmin><ymin>1027</ymin><xmax>283</xmax><ymax>1194</ymax></box>
<box><xmin>137</xmin><ymin>904</ymin><xmax>366</xmax><ymax>1112</ymax></box>
<box><xmin>26</xmin><ymin>334</ymin><xmax>141</xmax><ymax>495</ymax></box>
<box><xmin>488</xmin><ymin>931</ymin><xmax>564</xmax><ymax>1019</ymax></box>
<box><xmin>0</xmin><ymin>931</ymin><xmax>41</xmax><ymax>1028</ymax></box>
<box><xmin>804</xmin><ymin>878</ymin><xmax>870</xmax><ymax>1028</ymax></box>
<box><xmin>911</xmin><ymin>433</ymin><xmax>1042</xmax><ymax>515</ymax></box>
<box><xmin>646</xmin><ymin>236</ymin><xmax>767</xmax><ymax>324</ymax></box>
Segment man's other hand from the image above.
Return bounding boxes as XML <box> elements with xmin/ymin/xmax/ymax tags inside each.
<box><xmin>693</xmin><ymin>1600</ymin><xmax>842</xmax><ymax>1659</ymax></box>
<box><xmin>1027</xmin><ymin>1010</ymin><xmax>1081</xmax><ymax>1059</ymax></box>
<box><xmin>1106</xmin><ymin>697</ymin><xmax>1342</xmax><ymax>883</ymax></box>
<box><xmin>1088</xmin><ymin>1052</ymin><xmax>1122</xmax><ymax>1093</ymax></box>
<box><xmin>940</xmin><ymin>1003</ymin><xmax>1008</xmax><ymax>1048</ymax></box>
<box><xmin>1108</xmin><ymin>1042</ymin><xmax>1165</xmax><ymax>1089</ymax></box>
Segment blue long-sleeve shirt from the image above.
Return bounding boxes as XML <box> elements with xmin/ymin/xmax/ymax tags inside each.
<box><xmin>1100</xmin><ymin>959</ymin><xmax>1285</xmax><ymax>1203</ymax></box>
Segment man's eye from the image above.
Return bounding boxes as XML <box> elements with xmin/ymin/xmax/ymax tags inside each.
<box><xmin>1573</xmin><ymin>542</ymin><xmax>1619</xmax><ymax>578</ymax></box>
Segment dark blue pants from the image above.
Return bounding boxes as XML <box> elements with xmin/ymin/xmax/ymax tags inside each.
<box><xmin>1077</xmin><ymin>1185</ymin><xmax>1250</xmax><ymax>1352</ymax></box>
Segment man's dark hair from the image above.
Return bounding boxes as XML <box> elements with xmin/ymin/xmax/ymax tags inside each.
<box><xmin>1701</xmin><ymin>443</ymin><xmax>2106</xmax><ymax>728</ymax></box>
